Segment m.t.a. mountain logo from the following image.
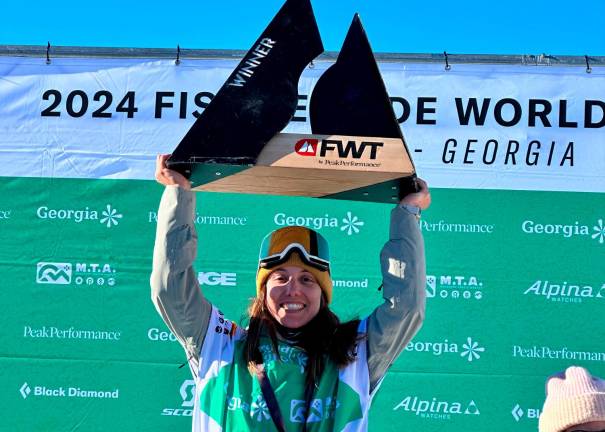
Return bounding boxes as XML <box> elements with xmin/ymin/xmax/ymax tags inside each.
<box><xmin>426</xmin><ymin>274</ymin><xmax>484</xmax><ymax>300</ymax></box>
<box><xmin>36</xmin><ymin>262</ymin><xmax>117</xmax><ymax>287</ymax></box>
<box><xmin>37</xmin><ymin>262</ymin><xmax>72</xmax><ymax>284</ymax></box>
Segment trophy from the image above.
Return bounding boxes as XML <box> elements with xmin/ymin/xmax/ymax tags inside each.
<box><xmin>167</xmin><ymin>0</ymin><xmax>417</xmax><ymax>203</ymax></box>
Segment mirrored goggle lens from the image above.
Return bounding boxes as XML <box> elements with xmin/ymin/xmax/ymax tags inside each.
<box><xmin>259</xmin><ymin>243</ymin><xmax>330</xmax><ymax>271</ymax></box>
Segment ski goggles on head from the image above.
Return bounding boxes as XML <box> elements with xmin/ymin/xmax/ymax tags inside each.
<box><xmin>258</xmin><ymin>226</ymin><xmax>330</xmax><ymax>272</ymax></box>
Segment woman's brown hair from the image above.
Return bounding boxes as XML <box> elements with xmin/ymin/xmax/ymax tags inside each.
<box><xmin>244</xmin><ymin>287</ymin><xmax>362</xmax><ymax>388</ymax></box>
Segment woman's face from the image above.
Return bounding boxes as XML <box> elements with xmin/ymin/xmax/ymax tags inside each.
<box><xmin>265</xmin><ymin>266</ymin><xmax>323</xmax><ymax>329</ymax></box>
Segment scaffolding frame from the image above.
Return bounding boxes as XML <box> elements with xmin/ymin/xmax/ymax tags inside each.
<box><xmin>1</xmin><ymin>44</ymin><xmax>603</xmax><ymax>69</ymax></box>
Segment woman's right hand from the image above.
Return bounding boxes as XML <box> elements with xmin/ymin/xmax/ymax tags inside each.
<box><xmin>155</xmin><ymin>154</ymin><xmax>191</xmax><ymax>190</ymax></box>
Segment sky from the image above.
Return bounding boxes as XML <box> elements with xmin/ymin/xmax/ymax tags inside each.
<box><xmin>1</xmin><ymin>0</ymin><xmax>604</xmax><ymax>56</ymax></box>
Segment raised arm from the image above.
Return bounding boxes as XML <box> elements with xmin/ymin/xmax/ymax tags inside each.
<box><xmin>150</xmin><ymin>155</ymin><xmax>212</xmax><ymax>366</ymax></box>
<box><xmin>366</xmin><ymin>179</ymin><xmax>430</xmax><ymax>393</ymax></box>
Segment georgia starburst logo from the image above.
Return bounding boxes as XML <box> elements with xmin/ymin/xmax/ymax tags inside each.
<box><xmin>250</xmin><ymin>395</ymin><xmax>270</xmax><ymax>422</ymax></box>
<box><xmin>341</xmin><ymin>212</ymin><xmax>364</xmax><ymax>236</ymax></box>
<box><xmin>592</xmin><ymin>219</ymin><xmax>605</xmax><ymax>244</ymax></box>
<box><xmin>100</xmin><ymin>205</ymin><xmax>123</xmax><ymax>228</ymax></box>
<box><xmin>460</xmin><ymin>337</ymin><xmax>485</xmax><ymax>362</ymax></box>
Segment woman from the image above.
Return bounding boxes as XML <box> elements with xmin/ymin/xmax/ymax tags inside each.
<box><xmin>540</xmin><ymin>366</ymin><xmax>605</xmax><ymax>432</ymax></box>
<box><xmin>151</xmin><ymin>154</ymin><xmax>430</xmax><ymax>431</ymax></box>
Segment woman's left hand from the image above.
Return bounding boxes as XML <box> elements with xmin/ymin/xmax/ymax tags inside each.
<box><xmin>400</xmin><ymin>177</ymin><xmax>431</xmax><ymax>210</ymax></box>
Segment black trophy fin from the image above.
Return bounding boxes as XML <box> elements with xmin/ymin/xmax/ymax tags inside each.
<box><xmin>310</xmin><ymin>14</ymin><xmax>417</xmax><ymax>197</ymax></box>
<box><xmin>310</xmin><ymin>14</ymin><xmax>403</xmax><ymax>140</ymax></box>
<box><xmin>168</xmin><ymin>0</ymin><xmax>324</xmax><ymax>179</ymax></box>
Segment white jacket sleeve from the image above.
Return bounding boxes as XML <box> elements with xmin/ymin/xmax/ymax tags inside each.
<box><xmin>150</xmin><ymin>186</ymin><xmax>212</xmax><ymax>368</ymax></box>
<box><xmin>366</xmin><ymin>205</ymin><xmax>426</xmax><ymax>393</ymax></box>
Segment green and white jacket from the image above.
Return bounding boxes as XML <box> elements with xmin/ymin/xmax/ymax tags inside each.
<box><xmin>151</xmin><ymin>186</ymin><xmax>425</xmax><ymax>432</ymax></box>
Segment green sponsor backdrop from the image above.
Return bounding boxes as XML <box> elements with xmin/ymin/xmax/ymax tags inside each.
<box><xmin>1</xmin><ymin>176</ymin><xmax>604</xmax><ymax>431</ymax></box>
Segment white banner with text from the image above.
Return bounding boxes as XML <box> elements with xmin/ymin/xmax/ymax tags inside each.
<box><xmin>0</xmin><ymin>56</ymin><xmax>603</xmax><ymax>192</ymax></box>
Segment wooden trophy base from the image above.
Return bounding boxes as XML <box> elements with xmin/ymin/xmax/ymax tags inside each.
<box><xmin>191</xmin><ymin>133</ymin><xmax>415</xmax><ymax>203</ymax></box>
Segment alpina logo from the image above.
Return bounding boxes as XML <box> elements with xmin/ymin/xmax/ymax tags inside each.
<box><xmin>36</xmin><ymin>204</ymin><xmax>122</xmax><ymax>228</ymax></box>
<box><xmin>274</xmin><ymin>212</ymin><xmax>365</xmax><ymax>236</ymax></box>
<box><xmin>522</xmin><ymin>218</ymin><xmax>604</xmax><ymax>244</ymax></box>
<box><xmin>295</xmin><ymin>138</ymin><xmax>318</xmax><ymax>156</ymax></box>
<box><xmin>393</xmin><ymin>396</ymin><xmax>480</xmax><ymax>419</ymax></box>
<box><xmin>524</xmin><ymin>280</ymin><xmax>605</xmax><ymax>304</ymax></box>
<box><xmin>426</xmin><ymin>274</ymin><xmax>483</xmax><ymax>300</ymax></box>
<box><xmin>406</xmin><ymin>337</ymin><xmax>485</xmax><ymax>362</ymax></box>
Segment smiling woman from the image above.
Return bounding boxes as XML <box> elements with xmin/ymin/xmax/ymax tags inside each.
<box><xmin>264</xmin><ymin>267</ymin><xmax>323</xmax><ymax>328</ymax></box>
<box><xmin>150</xmin><ymin>154</ymin><xmax>430</xmax><ymax>431</ymax></box>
